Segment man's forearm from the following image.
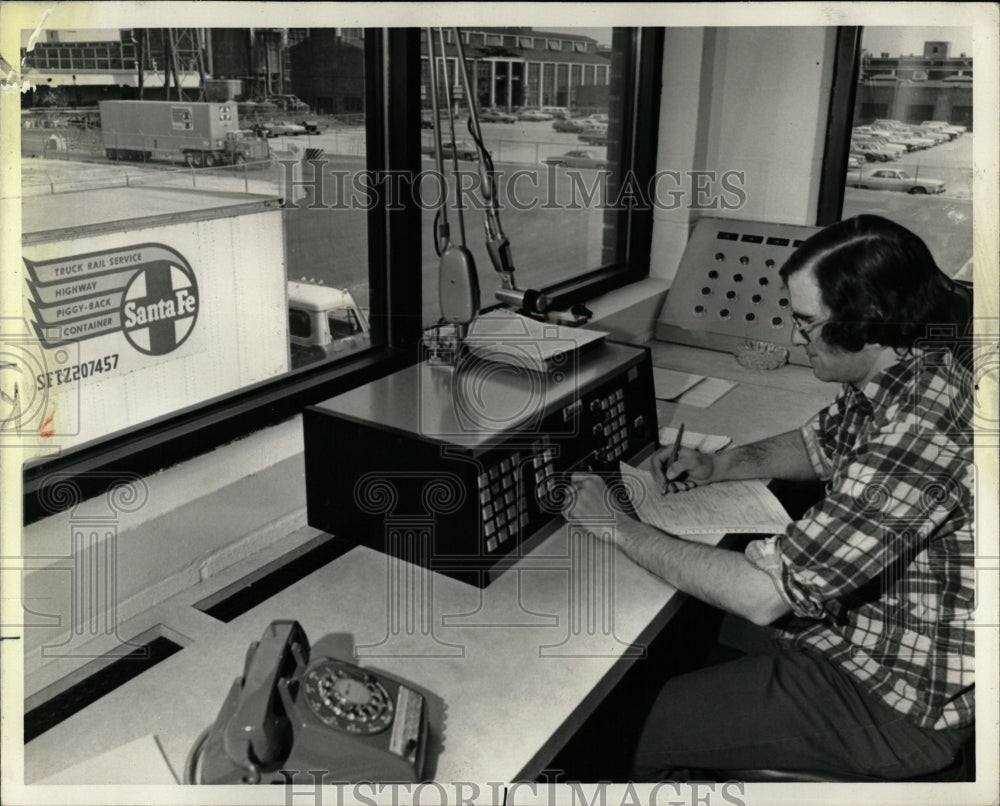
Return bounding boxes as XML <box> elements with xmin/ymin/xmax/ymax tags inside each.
<box><xmin>714</xmin><ymin>429</ymin><xmax>817</xmax><ymax>483</ymax></box>
<box><xmin>614</xmin><ymin>518</ymin><xmax>790</xmax><ymax>625</ymax></box>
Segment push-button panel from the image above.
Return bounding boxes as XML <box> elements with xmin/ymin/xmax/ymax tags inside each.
<box><xmin>656</xmin><ymin>216</ymin><xmax>820</xmax><ymax>365</ymax></box>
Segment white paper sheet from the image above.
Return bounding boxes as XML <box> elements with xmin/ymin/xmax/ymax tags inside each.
<box><xmin>658</xmin><ymin>426</ymin><xmax>732</xmax><ymax>454</ymax></box>
<box><xmin>652</xmin><ymin>367</ymin><xmax>706</xmax><ymax>400</ymax></box>
<box><xmin>676</xmin><ymin>376</ymin><xmax>737</xmax><ymax>408</ymax></box>
<box><xmin>620</xmin><ymin>462</ymin><xmax>792</xmax><ymax>536</ymax></box>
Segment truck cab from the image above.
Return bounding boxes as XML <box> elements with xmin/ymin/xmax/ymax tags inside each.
<box><xmin>226</xmin><ymin>130</ymin><xmax>270</xmax><ymax>164</ymax></box>
<box><xmin>287</xmin><ymin>281</ymin><xmax>370</xmax><ymax>368</ymax></box>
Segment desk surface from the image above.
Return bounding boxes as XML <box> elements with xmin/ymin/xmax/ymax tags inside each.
<box><xmin>24</xmin><ymin>342</ymin><xmax>839</xmax><ymax>785</ymax></box>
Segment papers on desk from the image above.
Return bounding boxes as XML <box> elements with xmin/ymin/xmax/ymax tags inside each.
<box><xmin>652</xmin><ymin>367</ymin><xmax>705</xmax><ymax>400</ymax></box>
<box><xmin>652</xmin><ymin>367</ymin><xmax>738</xmax><ymax>408</ymax></box>
<box><xmin>619</xmin><ymin>462</ymin><xmax>792</xmax><ymax>537</ymax></box>
<box><xmin>34</xmin><ymin>734</ymin><xmax>178</xmax><ymax>785</ymax></box>
<box><xmin>675</xmin><ymin>376</ymin><xmax>737</xmax><ymax>408</ymax></box>
<box><xmin>658</xmin><ymin>426</ymin><xmax>732</xmax><ymax>454</ymax></box>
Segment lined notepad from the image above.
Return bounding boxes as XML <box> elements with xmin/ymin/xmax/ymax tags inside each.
<box><xmin>620</xmin><ymin>462</ymin><xmax>792</xmax><ymax>537</ymax></box>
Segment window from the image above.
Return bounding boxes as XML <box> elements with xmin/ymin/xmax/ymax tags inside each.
<box><xmin>547</xmin><ymin>39</ymin><xmax>562</xmax><ymax>51</ymax></box>
<box><xmin>487</xmin><ymin>34</ymin><xmax>502</xmax><ymax>47</ymax></box>
<box><xmin>21</xmin><ymin>27</ymin><xmax>664</xmax><ymax>522</ymax></box>
<box><xmin>526</xmin><ymin>62</ymin><xmax>540</xmax><ymax>106</ymax></box>
<box><xmin>418</xmin><ymin>28</ymin><xmax>662</xmax><ymax>325</ymax></box>
<box><xmin>20</xmin><ymin>28</ymin><xmax>422</xmax><ymax>521</ymax></box>
<box><xmin>289</xmin><ymin>309</ymin><xmax>313</xmax><ymax>339</ymax></box>
<box><xmin>519</xmin><ymin>37</ymin><xmax>534</xmax><ymax>49</ymax></box>
<box><xmin>328</xmin><ymin>309</ymin><xmax>363</xmax><ymax>338</ymax></box>
<box><xmin>833</xmin><ymin>26</ymin><xmax>973</xmax><ymax>277</ymax></box>
<box><xmin>574</xmin><ymin>41</ymin><xmax>587</xmax><ymax>53</ymax></box>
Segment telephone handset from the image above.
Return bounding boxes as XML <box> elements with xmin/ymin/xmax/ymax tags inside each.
<box><xmin>186</xmin><ymin>620</ymin><xmax>429</xmax><ymax>784</ymax></box>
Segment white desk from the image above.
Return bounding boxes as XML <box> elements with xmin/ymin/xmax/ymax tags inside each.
<box><xmin>24</xmin><ymin>342</ymin><xmax>839</xmax><ymax>785</ymax></box>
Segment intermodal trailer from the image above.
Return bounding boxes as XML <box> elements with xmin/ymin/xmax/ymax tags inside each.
<box><xmin>99</xmin><ymin>100</ymin><xmax>269</xmax><ymax>167</ymax></box>
<box><xmin>19</xmin><ymin>184</ymin><xmax>289</xmax><ymax>453</ymax></box>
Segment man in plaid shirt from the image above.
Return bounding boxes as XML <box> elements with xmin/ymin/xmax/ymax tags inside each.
<box><xmin>566</xmin><ymin>215</ymin><xmax>974</xmax><ymax>779</ymax></box>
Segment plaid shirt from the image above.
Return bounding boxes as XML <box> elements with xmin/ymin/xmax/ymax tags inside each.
<box><xmin>746</xmin><ymin>348</ymin><xmax>974</xmax><ymax>730</ymax></box>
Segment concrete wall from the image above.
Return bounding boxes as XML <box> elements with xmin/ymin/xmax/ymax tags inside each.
<box><xmin>649</xmin><ymin>27</ymin><xmax>837</xmax><ymax>285</ymax></box>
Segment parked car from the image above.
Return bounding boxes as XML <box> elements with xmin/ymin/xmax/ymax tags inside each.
<box><xmin>420</xmin><ymin>139</ymin><xmax>480</xmax><ymax>161</ymax></box>
<box><xmin>542</xmin><ymin>149</ymin><xmax>609</xmax><ymax>169</ymax></box>
<box><xmin>541</xmin><ymin>105</ymin><xmax>570</xmax><ymax>119</ymax></box>
<box><xmin>850</xmin><ymin>140</ymin><xmax>898</xmax><ymax>161</ymax></box>
<box><xmin>846</xmin><ymin>168</ymin><xmax>946</xmax><ymax>194</ymax></box>
<box><xmin>921</xmin><ymin>120</ymin><xmax>965</xmax><ymax>137</ymax></box>
<box><xmin>552</xmin><ymin>118</ymin><xmax>587</xmax><ymax>133</ymax></box>
<box><xmin>846</xmin><ymin>154</ymin><xmax>864</xmax><ymax>170</ymax></box>
<box><xmin>852</xmin><ymin>134</ymin><xmax>907</xmax><ymax>156</ymax></box>
<box><xmin>480</xmin><ymin>108</ymin><xmax>517</xmax><ymax>123</ymax></box>
<box><xmin>298</xmin><ymin>120</ymin><xmax>323</xmax><ymax>134</ymax></box>
<box><xmin>260</xmin><ymin>120</ymin><xmax>307</xmax><ymax>137</ymax></box>
<box><xmin>578</xmin><ymin>130</ymin><xmax>609</xmax><ymax>146</ymax></box>
<box><xmin>909</xmin><ymin>128</ymin><xmax>951</xmax><ymax>145</ymax></box>
<box><xmin>851</xmin><ymin>147</ymin><xmax>883</xmax><ymax>163</ymax></box>
<box><xmin>517</xmin><ymin>109</ymin><xmax>554</xmax><ymax>121</ymax></box>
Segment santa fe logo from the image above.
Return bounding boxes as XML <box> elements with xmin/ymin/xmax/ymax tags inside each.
<box><xmin>25</xmin><ymin>244</ymin><xmax>199</xmax><ymax>356</ymax></box>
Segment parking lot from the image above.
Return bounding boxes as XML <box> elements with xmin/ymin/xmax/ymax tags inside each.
<box><xmin>20</xmin><ymin>115</ymin><xmax>974</xmax><ymax>320</ymax></box>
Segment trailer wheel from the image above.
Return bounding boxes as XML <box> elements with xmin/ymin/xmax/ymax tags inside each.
<box><xmin>234</xmin><ymin>153</ymin><xmax>247</xmax><ymax>166</ymax></box>
<box><xmin>106</xmin><ymin>148</ymin><xmax>118</xmax><ymax>160</ymax></box>
<box><xmin>203</xmin><ymin>152</ymin><xmax>217</xmax><ymax>168</ymax></box>
<box><xmin>185</xmin><ymin>151</ymin><xmax>203</xmax><ymax>168</ymax></box>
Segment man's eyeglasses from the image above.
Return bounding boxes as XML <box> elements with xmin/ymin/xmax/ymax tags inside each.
<box><xmin>790</xmin><ymin>313</ymin><xmax>830</xmax><ymax>342</ymax></box>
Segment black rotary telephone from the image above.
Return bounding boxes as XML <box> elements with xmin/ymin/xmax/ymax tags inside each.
<box><xmin>186</xmin><ymin>620</ymin><xmax>429</xmax><ymax>784</ymax></box>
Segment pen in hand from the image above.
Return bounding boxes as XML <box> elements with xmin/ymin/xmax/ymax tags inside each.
<box><xmin>662</xmin><ymin>423</ymin><xmax>685</xmax><ymax>495</ymax></box>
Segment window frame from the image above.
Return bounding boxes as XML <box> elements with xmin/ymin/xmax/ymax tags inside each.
<box><xmin>817</xmin><ymin>26</ymin><xmax>863</xmax><ymax>225</ymax></box>
<box><xmin>22</xmin><ymin>28</ymin><xmax>425</xmax><ymax>523</ymax></box>
<box><xmin>24</xmin><ymin>26</ymin><xmax>664</xmax><ymax>522</ymax></box>
<box><xmin>538</xmin><ymin>27</ymin><xmax>664</xmax><ymax>310</ymax></box>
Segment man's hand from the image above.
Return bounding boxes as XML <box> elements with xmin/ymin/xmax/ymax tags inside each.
<box><xmin>561</xmin><ymin>473</ymin><xmax>631</xmax><ymax>544</ymax></box>
<box><xmin>649</xmin><ymin>446</ymin><xmax>718</xmax><ymax>494</ymax></box>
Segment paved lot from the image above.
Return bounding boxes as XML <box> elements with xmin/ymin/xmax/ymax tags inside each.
<box><xmin>20</xmin><ymin>122</ymin><xmax>975</xmax><ymax>319</ymax></box>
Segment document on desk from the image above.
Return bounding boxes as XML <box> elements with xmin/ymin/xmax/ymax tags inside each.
<box><xmin>652</xmin><ymin>367</ymin><xmax>706</xmax><ymax>400</ymax></box>
<box><xmin>619</xmin><ymin>462</ymin><xmax>792</xmax><ymax>537</ymax></box>
<box><xmin>675</xmin><ymin>376</ymin><xmax>737</xmax><ymax>408</ymax></box>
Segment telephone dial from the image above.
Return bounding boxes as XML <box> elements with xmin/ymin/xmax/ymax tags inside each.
<box><xmin>185</xmin><ymin>620</ymin><xmax>430</xmax><ymax>784</ymax></box>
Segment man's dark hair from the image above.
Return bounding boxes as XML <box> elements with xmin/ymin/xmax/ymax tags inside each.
<box><xmin>779</xmin><ymin>214</ymin><xmax>959</xmax><ymax>353</ymax></box>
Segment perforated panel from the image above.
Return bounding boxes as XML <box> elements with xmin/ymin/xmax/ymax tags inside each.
<box><xmin>655</xmin><ymin>217</ymin><xmax>820</xmax><ymax>366</ymax></box>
